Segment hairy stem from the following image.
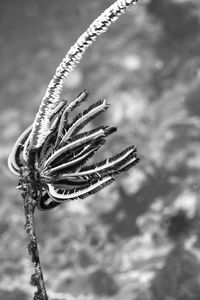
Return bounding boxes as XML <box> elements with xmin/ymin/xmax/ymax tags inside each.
<box><xmin>20</xmin><ymin>169</ymin><xmax>48</xmax><ymax>300</ymax></box>
<box><xmin>30</xmin><ymin>0</ymin><xmax>139</xmax><ymax>148</ymax></box>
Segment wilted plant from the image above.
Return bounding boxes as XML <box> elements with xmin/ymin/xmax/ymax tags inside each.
<box><xmin>8</xmin><ymin>0</ymin><xmax>139</xmax><ymax>299</ymax></box>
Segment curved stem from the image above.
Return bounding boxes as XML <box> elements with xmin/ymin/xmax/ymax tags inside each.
<box><xmin>30</xmin><ymin>0</ymin><xmax>139</xmax><ymax>148</ymax></box>
<box><xmin>20</xmin><ymin>169</ymin><xmax>48</xmax><ymax>300</ymax></box>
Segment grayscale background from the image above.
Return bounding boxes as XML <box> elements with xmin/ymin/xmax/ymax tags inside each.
<box><xmin>1</xmin><ymin>0</ymin><xmax>200</xmax><ymax>299</ymax></box>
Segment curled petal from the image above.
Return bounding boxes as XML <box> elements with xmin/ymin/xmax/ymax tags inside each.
<box><xmin>113</xmin><ymin>154</ymin><xmax>140</xmax><ymax>174</ymax></box>
<box><xmin>49</xmin><ymin>99</ymin><xmax>68</xmax><ymax>122</ymax></box>
<box><xmin>47</xmin><ymin>176</ymin><xmax>114</xmax><ymax>202</ymax></box>
<box><xmin>53</xmin><ymin>91</ymin><xmax>89</xmax><ymax>148</ymax></box>
<box><xmin>46</xmin><ymin>144</ymin><xmax>100</xmax><ymax>174</ymax></box>
<box><xmin>8</xmin><ymin>125</ymin><xmax>32</xmax><ymax>175</ymax></box>
<box><xmin>64</xmin><ymin>90</ymin><xmax>89</xmax><ymax>112</ymax></box>
<box><xmin>59</xmin><ymin>146</ymin><xmax>139</xmax><ymax>179</ymax></box>
<box><xmin>43</xmin><ymin>127</ymin><xmax>109</xmax><ymax>169</ymax></box>
<box><xmin>36</xmin><ymin>191</ymin><xmax>61</xmax><ymax>211</ymax></box>
<box><xmin>61</xmin><ymin>99</ymin><xmax>109</xmax><ymax>143</ymax></box>
<box><xmin>44</xmin><ymin>127</ymin><xmax>116</xmax><ymax>174</ymax></box>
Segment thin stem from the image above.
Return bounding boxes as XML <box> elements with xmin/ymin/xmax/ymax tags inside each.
<box><xmin>20</xmin><ymin>169</ymin><xmax>48</xmax><ymax>300</ymax></box>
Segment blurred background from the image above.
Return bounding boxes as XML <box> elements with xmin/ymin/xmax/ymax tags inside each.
<box><xmin>1</xmin><ymin>0</ymin><xmax>200</xmax><ymax>299</ymax></box>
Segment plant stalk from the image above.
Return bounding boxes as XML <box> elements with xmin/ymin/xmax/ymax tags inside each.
<box><xmin>20</xmin><ymin>168</ymin><xmax>48</xmax><ymax>300</ymax></box>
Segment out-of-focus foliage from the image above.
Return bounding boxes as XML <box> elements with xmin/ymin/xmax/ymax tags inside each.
<box><xmin>1</xmin><ymin>0</ymin><xmax>200</xmax><ymax>299</ymax></box>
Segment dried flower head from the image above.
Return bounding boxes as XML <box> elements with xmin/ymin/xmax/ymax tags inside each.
<box><xmin>8</xmin><ymin>0</ymin><xmax>140</xmax><ymax>211</ymax></box>
<box><xmin>8</xmin><ymin>91</ymin><xmax>139</xmax><ymax>210</ymax></box>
